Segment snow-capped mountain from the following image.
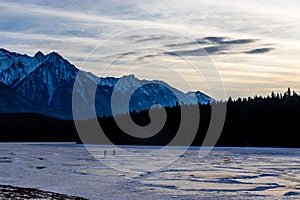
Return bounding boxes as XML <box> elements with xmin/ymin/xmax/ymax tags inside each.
<box><xmin>0</xmin><ymin>49</ymin><xmax>43</xmax><ymax>87</ymax></box>
<box><xmin>0</xmin><ymin>49</ymin><xmax>213</xmax><ymax>119</ymax></box>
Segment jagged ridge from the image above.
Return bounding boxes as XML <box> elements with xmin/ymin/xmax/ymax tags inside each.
<box><xmin>0</xmin><ymin>48</ymin><xmax>213</xmax><ymax>119</ymax></box>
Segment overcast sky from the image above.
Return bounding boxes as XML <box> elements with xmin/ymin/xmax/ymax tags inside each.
<box><xmin>0</xmin><ymin>0</ymin><xmax>299</xmax><ymax>99</ymax></box>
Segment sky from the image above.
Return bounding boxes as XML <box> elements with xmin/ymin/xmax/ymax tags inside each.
<box><xmin>0</xmin><ymin>0</ymin><xmax>299</xmax><ymax>99</ymax></box>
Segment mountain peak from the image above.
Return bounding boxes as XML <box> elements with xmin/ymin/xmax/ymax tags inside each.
<box><xmin>0</xmin><ymin>48</ymin><xmax>20</xmax><ymax>58</ymax></box>
<box><xmin>34</xmin><ymin>51</ymin><xmax>45</xmax><ymax>60</ymax></box>
<box><xmin>119</xmin><ymin>74</ymin><xmax>140</xmax><ymax>86</ymax></box>
<box><xmin>187</xmin><ymin>91</ymin><xmax>213</xmax><ymax>104</ymax></box>
<box><xmin>47</xmin><ymin>51</ymin><xmax>61</xmax><ymax>56</ymax></box>
<box><xmin>46</xmin><ymin>51</ymin><xmax>63</xmax><ymax>60</ymax></box>
<box><xmin>0</xmin><ymin>48</ymin><xmax>9</xmax><ymax>54</ymax></box>
<box><xmin>122</xmin><ymin>74</ymin><xmax>136</xmax><ymax>79</ymax></box>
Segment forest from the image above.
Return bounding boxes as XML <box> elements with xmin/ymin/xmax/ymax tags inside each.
<box><xmin>1</xmin><ymin>88</ymin><xmax>300</xmax><ymax>148</ymax></box>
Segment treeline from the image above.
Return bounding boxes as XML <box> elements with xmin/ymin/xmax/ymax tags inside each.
<box><xmin>220</xmin><ymin>88</ymin><xmax>300</xmax><ymax>147</ymax></box>
<box><xmin>0</xmin><ymin>113</ymin><xmax>78</xmax><ymax>142</ymax></box>
<box><xmin>1</xmin><ymin>88</ymin><xmax>300</xmax><ymax>147</ymax></box>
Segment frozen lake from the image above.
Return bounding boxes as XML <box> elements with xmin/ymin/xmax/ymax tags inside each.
<box><xmin>0</xmin><ymin>143</ymin><xmax>300</xmax><ymax>199</ymax></box>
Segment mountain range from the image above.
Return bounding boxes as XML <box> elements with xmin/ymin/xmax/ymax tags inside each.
<box><xmin>0</xmin><ymin>48</ymin><xmax>212</xmax><ymax>119</ymax></box>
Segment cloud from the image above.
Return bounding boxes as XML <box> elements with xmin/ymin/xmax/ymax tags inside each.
<box><xmin>202</xmin><ymin>37</ymin><xmax>256</xmax><ymax>45</ymax></box>
<box><xmin>203</xmin><ymin>36</ymin><xmax>228</xmax><ymax>43</ymax></box>
<box><xmin>164</xmin><ymin>45</ymin><xmax>229</xmax><ymax>56</ymax></box>
<box><xmin>165</xmin><ymin>37</ymin><xmax>256</xmax><ymax>48</ymax></box>
<box><xmin>133</xmin><ymin>34</ymin><xmax>180</xmax><ymax>43</ymax></box>
<box><xmin>162</xmin><ymin>36</ymin><xmax>265</xmax><ymax>57</ymax></box>
<box><xmin>164</xmin><ymin>40</ymin><xmax>208</xmax><ymax>47</ymax></box>
<box><xmin>104</xmin><ymin>51</ymin><xmax>137</xmax><ymax>59</ymax></box>
<box><xmin>244</xmin><ymin>48</ymin><xmax>275</xmax><ymax>54</ymax></box>
<box><xmin>136</xmin><ymin>54</ymin><xmax>159</xmax><ymax>61</ymax></box>
<box><xmin>219</xmin><ymin>39</ymin><xmax>257</xmax><ymax>45</ymax></box>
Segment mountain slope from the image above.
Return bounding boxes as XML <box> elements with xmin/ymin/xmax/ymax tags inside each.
<box><xmin>0</xmin><ymin>82</ymin><xmax>36</xmax><ymax>113</ymax></box>
<box><xmin>0</xmin><ymin>82</ymin><xmax>70</xmax><ymax>119</ymax></box>
<box><xmin>14</xmin><ymin>52</ymin><xmax>79</xmax><ymax>108</ymax></box>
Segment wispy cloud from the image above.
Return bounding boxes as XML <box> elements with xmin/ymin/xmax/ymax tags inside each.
<box><xmin>203</xmin><ymin>37</ymin><xmax>228</xmax><ymax>43</ymax></box>
<box><xmin>244</xmin><ymin>48</ymin><xmax>275</xmax><ymax>54</ymax></box>
<box><xmin>133</xmin><ymin>34</ymin><xmax>179</xmax><ymax>43</ymax></box>
<box><xmin>164</xmin><ymin>45</ymin><xmax>228</xmax><ymax>56</ymax></box>
<box><xmin>162</xmin><ymin>37</ymin><xmax>265</xmax><ymax>56</ymax></box>
<box><xmin>219</xmin><ymin>39</ymin><xmax>257</xmax><ymax>45</ymax></box>
<box><xmin>164</xmin><ymin>40</ymin><xmax>208</xmax><ymax>48</ymax></box>
<box><xmin>165</xmin><ymin>37</ymin><xmax>257</xmax><ymax>48</ymax></box>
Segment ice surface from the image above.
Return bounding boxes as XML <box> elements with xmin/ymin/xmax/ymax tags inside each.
<box><xmin>0</xmin><ymin>143</ymin><xmax>300</xmax><ymax>199</ymax></box>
